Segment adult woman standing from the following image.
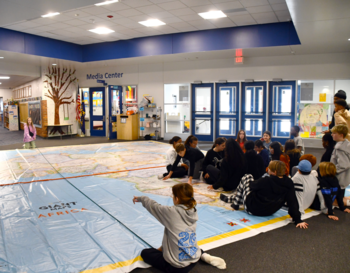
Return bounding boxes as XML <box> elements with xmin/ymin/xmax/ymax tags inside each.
<box><xmin>23</xmin><ymin>117</ymin><xmax>37</xmax><ymax>149</ymax></box>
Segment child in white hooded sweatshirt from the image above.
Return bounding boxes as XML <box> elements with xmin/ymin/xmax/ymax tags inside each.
<box><xmin>133</xmin><ymin>183</ymin><xmax>226</xmax><ymax>272</ymax></box>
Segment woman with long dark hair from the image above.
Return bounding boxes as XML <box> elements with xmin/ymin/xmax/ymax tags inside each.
<box><xmin>320</xmin><ymin>133</ymin><xmax>336</xmax><ymax>163</ymax></box>
<box><xmin>284</xmin><ymin>139</ymin><xmax>301</xmax><ymax>176</ymax></box>
<box><xmin>207</xmin><ymin>138</ymin><xmax>247</xmax><ymax>191</ymax></box>
<box><xmin>202</xmin><ymin>138</ymin><xmax>226</xmax><ymax>184</ymax></box>
<box><xmin>269</xmin><ymin>141</ymin><xmax>290</xmax><ymax>175</ymax></box>
<box><xmin>236</xmin><ymin>130</ymin><xmax>247</xmax><ymax>152</ymax></box>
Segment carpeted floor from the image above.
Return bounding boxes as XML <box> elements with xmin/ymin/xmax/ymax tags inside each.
<box><xmin>0</xmin><ymin>125</ymin><xmax>349</xmax><ymax>273</ymax></box>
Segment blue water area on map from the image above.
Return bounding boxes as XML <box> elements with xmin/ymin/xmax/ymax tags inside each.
<box><xmin>70</xmin><ymin>176</ymin><xmax>290</xmax><ymax>248</ymax></box>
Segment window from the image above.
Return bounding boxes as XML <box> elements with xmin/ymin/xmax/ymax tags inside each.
<box><xmin>245</xmin><ymin>87</ymin><xmax>263</xmax><ymax>114</ymax></box>
<box><xmin>272</xmin><ymin>86</ymin><xmax>292</xmax><ymax>115</ymax></box>
<box><xmin>245</xmin><ymin>119</ymin><xmax>263</xmax><ymax>137</ymax></box>
<box><xmin>272</xmin><ymin>119</ymin><xmax>291</xmax><ymax>137</ymax></box>
<box><xmin>219</xmin><ymin>118</ymin><xmax>236</xmax><ymax>136</ymax></box>
<box><xmin>220</xmin><ymin>87</ymin><xmax>236</xmax><ymax>114</ymax></box>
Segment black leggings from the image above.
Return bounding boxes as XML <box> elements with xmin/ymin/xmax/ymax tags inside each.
<box><xmin>141</xmin><ymin>248</ymin><xmax>200</xmax><ymax>273</ymax></box>
<box><xmin>204</xmin><ymin>165</ymin><xmax>220</xmax><ymax>185</ymax></box>
<box><xmin>164</xmin><ymin>165</ymin><xmax>187</xmax><ymax>178</ymax></box>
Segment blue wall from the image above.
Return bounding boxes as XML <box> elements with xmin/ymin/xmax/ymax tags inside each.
<box><xmin>0</xmin><ymin>22</ymin><xmax>300</xmax><ymax>63</ymax></box>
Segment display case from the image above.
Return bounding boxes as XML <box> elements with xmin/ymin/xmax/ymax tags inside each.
<box><xmin>139</xmin><ymin>104</ymin><xmax>162</xmax><ymax>140</ymax></box>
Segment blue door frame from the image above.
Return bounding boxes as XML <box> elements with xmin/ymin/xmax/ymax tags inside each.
<box><xmin>191</xmin><ymin>83</ymin><xmax>214</xmax><ymax>141</ymax></box>
<box><xmin>241</xmin><ymin>81</ymin><xmax>267</xmax><ymax>141</ymax></box>
<box><xmin>108</xmin><ymin>85</ymin><xmax>123</xmax><ymax>139</ymax></box>
<box><xmin>215</xmin><ymin>82</ymin><xmax>240</xmax><ymax>139</ymax></box>
<box><xmin>89</xmin><ymin>87</ymin><xmax>106</xmax><ymax>137</ymax></box>
<box><xmin>268</xmin><ymin>81</ymin><xmax>296</xmax><ymax>144</ymax></box>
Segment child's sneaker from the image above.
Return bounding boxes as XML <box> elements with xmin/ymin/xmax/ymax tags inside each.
<box><xmin>220</xmin><ymin>193</ymin><xmax>229</xmax><ymax>203</ymax></box>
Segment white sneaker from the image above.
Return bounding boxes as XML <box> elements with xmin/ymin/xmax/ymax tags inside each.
<box><xmin>158</xmin><ymin>174</ymin><xmax>164</xmax><ymax>180</ymax></box>
<box><xmin>201</xmin><ymin>253</ymin><xmax>226</xmax><ymax>269</ymax></box>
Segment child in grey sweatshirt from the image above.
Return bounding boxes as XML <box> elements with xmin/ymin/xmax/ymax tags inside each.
<box><xmin>133</xmin><ymin>183</ymin><xmax>226</xmax><ymax>272</ymax></box>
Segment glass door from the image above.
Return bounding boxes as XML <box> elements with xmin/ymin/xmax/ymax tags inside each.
<box><xmin>268</xmin><ymin>81</ymin><xmax>296</xmax><ymax>144</ymax></box>
<box><xmin>241</xmin><ymin>82</ymin><xmax>267</xmax><ymax>141</ymax></box>
<box><xmin>89</xmin><ymin>87</ymin><xmax>106</xmax><ymax>137</ymax></box>
<box><xmin>215</xmin><ymin>82</ymin><xmax>239</xmax><ymax>139</ymax></box>
<box><xmin>191</xmin><ymin>83</ymin><xmax>214</xmax><ymax>141</ymax></box>
<box><xmin>109</xmin><ymin>85</ymin><xmax>123</xmax><ymax>139</ymax></box>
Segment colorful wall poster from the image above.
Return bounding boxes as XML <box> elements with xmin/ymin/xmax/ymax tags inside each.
<box><xmin>83</xmin><ymin>91</ymin><xmax>89</xmax><ymax>105</ymax></box>
<box><xmin>297</xmin><ymin>103</ymin><xmax>329</xmax><ymax>138</ymax></box>
<box><xmin>92</xmin><ymin>91</ymin><xmax>103</xmax><ymax>116</ymax></box>
<box><xmin>126</xmin><ymin>86</ymin><xmax>137</xmax><ymax>101</ymax></box>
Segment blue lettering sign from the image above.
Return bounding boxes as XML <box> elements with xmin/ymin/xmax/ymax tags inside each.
<box><xmin>87</xmin><ymin>73</ymin><xmax>124</xmax><ymax>80</ymax></box>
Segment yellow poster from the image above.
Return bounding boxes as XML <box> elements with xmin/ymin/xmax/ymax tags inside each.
<box><xmin>319</xmin><ymin>93</ymin><xmax>326</xmax><ymax>102</ymax></box>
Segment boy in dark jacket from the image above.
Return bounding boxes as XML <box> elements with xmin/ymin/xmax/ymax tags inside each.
<box><xmin>244</xmin><ymin>141</ymin><xmax>266</xmax><ymax>179</ymax></box>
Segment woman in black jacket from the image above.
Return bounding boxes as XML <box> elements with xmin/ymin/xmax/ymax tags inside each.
<box><xmin>244</xmin><ymin>141</ymin><xmax>266</xmax><ymax>179</ymax></box>
<box><xmin>202</xmin><ymin>137</ymin><xmax>226</xmax><ymax>184</ymax></box>
<box><xmin>207</xmin><ymin>138</ymin><xmax>246</xmax><ymax>191</ymax></box>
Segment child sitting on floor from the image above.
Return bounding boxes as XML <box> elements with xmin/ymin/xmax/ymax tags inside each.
<box><xmin>133</xmin><ymin>183</ymin><xmax>226</xmax><ymax>272</ymax></box>
<box><xmin>185</xmin><ymin>135</ymin><xmax>200</xmax><ymax>150</ymax></box>
<box><xmin>292</xmin><ymin>160</ymin><xmax>325</xmax><ymax>216</ymax></box>
<box><xmin>158</xmin><ymin>136</ymin><xmax>188</xmax><ymax>180</ymax></box>
<box><xmin>334</xmin><ymin>99</ymin><xmax>350</xmax><ymax>141</ymax></box>
<box><xmin>164</xmin><ymin>143</ymin><xmax>204</xmax><ymax>184</ymax></box>
<box><xmin>284</xmin><ymin>140</ymin><xmax>301</xmax><ymax>177</ymax></box>
<box><xmin>254</xmin><ymin>139</ymin><xmax>270</xmax><ymax>168</ymax></box>
<box><xmin>202</xmin><ymin>137</ymin><xmax>226</xmax><ymax>185</ymax></box>
<box><xmin>291</xmin><ymin>154</ymin><xmax>318</xmax><ymax>177</ymax></box>
<box><xmin>330</xmin><ymin>124</ymin><xmax>350</xmax><ymax>206</ymax></box>
<box><xmin>311</xmin><ymin>162</ymin><xmax>350</xmax><ymax>220</ymax></box>
<box><xmin>244</xmin><ymin>140</ymin><xmax>266</xmax><ymax>179</ymax></box>
<box><xmin>220</xmin><ymin>161</ymin><xmax>308</xmax><ymax>229</ymax></box>
<box><xmin>269</xmin><ymin>142</ymin><xmax>290</xmax><ymax>176</ymax></box>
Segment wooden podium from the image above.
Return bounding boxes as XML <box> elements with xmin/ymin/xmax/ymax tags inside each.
<box><xmin>117</xmin><ymin>114</ymin><xmax>139</xmax><ymax>140</ymax></box>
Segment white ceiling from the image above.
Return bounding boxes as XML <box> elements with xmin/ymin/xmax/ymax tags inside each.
<box><xmin>2</xmin><ymin>0</ymin><xmax>291</xmax><ymax>45</ymax></box>
<box><xmin>0</xmin><ymin>75</ymin><xmax>40</xmax><ymax>89</ymax></box>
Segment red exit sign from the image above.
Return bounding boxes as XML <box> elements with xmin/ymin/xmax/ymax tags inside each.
<box><xmin>235</xmin><ymin>57</ymin><xmax>244</xmax><ymax>64</ymax></box>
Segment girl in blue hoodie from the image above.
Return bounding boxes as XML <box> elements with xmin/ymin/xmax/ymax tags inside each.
<box><xmin>133</xmin><ymin>183</ymin><xmax>226</xmax><ymax>272</ymax></box>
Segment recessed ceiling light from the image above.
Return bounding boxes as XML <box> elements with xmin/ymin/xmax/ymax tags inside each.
<box><xmin>52</xmin><ymin>64</ymin><xmax>57</xmax><ymax>66</ymax></box>
<box><xmin>139</xmin><ymin>19</ymin><xmax>166</xmax><ymax>27</ymax></box>
<box><xmin>89</xmin><ymin>27</ymin><xmax>115</xmax><ymax>34</ymax></box>
<box><xmin>0</xmin><ymin>83</ymin><xmax>2</xmax><ymax>85</ymax></box>
<box><xmin>348</xmin><ymin>38</ymin><xmax>350</xmax><ymax>41</ymax></box>
<box><xmin>0</xmin><ymin>76</ymin><xmax>10</xmax><ymax>79</ymax></box>
<box><xmin>198</xmin><ymin>10</ymin><xmax>227</xmax><ymax>19</ymax></box>
<box><xmin>41</xmin><ymin>12</ymin><xmax>60</xmax><ymax>18</ymax></box>
<box><xmin>0</xmin><ymin>57</ymin><xmax>4</xmax><ymax>59</ymax></box>
<box><xmin>95</xmin><ymin>0</ymin><xmax>119</xmax><ymax>6</ymax></box>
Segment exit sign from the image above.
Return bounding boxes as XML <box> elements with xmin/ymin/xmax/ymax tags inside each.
<box><xmin>235</xmin><ymin>57</ymin><xmax>244</xmax><ymax>64</ymax></box>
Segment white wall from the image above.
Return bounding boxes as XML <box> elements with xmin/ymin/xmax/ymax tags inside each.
<box><xmin>76</xmin><ymin>52</ymin><xmax>350</xmax><ymax>138</ymax></box>
<box><xmin>0</xmin><ymin>88</ymin><xmax>12</xmax><ymax>101</ymax></box>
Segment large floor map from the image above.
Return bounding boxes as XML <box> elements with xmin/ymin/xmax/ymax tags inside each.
<box><xmin>0</xmin><ymin>142</ymin><xmax>348</xmax><ymax>273</ymax></box>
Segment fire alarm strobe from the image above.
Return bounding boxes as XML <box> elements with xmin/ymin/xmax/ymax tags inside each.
<box><xmin>107</xmin><ymin>15</ymin><xmax>113</xmax><ymax>19</ymax></box>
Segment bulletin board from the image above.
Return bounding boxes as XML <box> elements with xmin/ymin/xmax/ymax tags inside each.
<box><xmin>19</xmin><ymin>103</ymin><xmax>28</xmax><ymax>123</ymax></box>
<box><xmin>28</xmin><ymin>100</ymin><xmax>42</xmax><ymax>128</ymax></box>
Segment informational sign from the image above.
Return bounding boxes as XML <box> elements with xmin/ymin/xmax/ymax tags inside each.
<box><xmin>28</xmin><ymin>101</ymin><xmax>42</xmax><ymax>128</ymax></box>
<box><xmin>319</xmin><ymin>93</ymin><xmax>327</xmax><ymax>102</ymax></box>
<box><xmin>9</xmin><ymin>105</ymin><xmax>19</xmax><ymax>131</ymax></box>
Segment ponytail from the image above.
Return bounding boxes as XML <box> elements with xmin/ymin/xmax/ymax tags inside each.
<box><xmin>184</xmin><ymin>135</ymin><xmax>198</xmax><ymax>147</ymax></box>
<box><xmin>172</xmin><ymin>183</ymin><xmax>196</xmax><ymax>210</ymax></box>
<box><xmin>169</xmin><ymin>136</ymin><xmax>181</xmax><ymax>145</ymax></box>
<box><xmin>212</xmin><ymin>137</ymin><xmax>226</xmax><ymax>149</ymax></box>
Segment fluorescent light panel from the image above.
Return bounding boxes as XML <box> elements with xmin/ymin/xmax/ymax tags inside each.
<box><xmin>199</xmin><ymin>10</ymin><xmax>227</xmax><ymax>19</ymax></box>
<box><xmin>0</xmin><ymin>57</ymin><xmax>4</xmax><ymax>59</ymax></box>
<box><xmin>95</xmin><ymin>0</ymin><xmax>119</xmax><ymax>6</ymax></box>
<box><xmin>139</xmin><ymin>19</ymin><xmax>165</xmax><ymax>27</ymax></box>
<box><xmin>52</xmin><ymin>64</ymin><xmax>57</xmax><ymax>66</ymax></box>
<box><xmin>0</xmin><ymin>76</ymin><xmax>10</xmax><ymax>79</ymax></box>
<box><xmin>89</xmin><ymin>27</ymin><xmax>115</xmax><ymax>34</ymax></box>
<box><xmin>41</xmin><ymin>12</ymin><xmax>60</xmax><ymax>18</ymax></box>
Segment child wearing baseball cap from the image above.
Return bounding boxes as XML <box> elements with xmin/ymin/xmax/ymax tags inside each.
<box><xmin>292</xmin><ymin>160</ymin><xmax>325</xmax><ymax>215</ymax></box>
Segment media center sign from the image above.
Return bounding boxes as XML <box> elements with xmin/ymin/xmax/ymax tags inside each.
<box><xmin>86</xmin><ymin>73</ymin><xmax>123</xmax><ymax>80</ymax></box>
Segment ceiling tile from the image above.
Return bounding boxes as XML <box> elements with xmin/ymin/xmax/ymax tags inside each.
<box><xmin>63</xmin><ymin>26</ymin><xmax>88</xmax><ymax>34</ymax></box>
<box><xmin>229</xmin><ymin>14</ymin><xmax>256</xmax><ymax>24</ymax></box>
<box><xmin>268</xmin><ymin>0</ymin><xmax>285</xmax><ymax>4</ymax></box>
<box><xmin>239</xmin><ymin>0</ymin><xmax>270</xmax><ymax>8</ymax></box>
<box><xmin>113</xmin><ymin>18</ymin><xmax>142</xmax><ymax>28</ymax></box>
<box><xmin>178</xmin><ymin>14</ymin><xmax>203</xmax><ymax>21</ymax></box>
<box><xmin>209</xmin><ymin>17</ymin><xmax>236</xmax><ymax>27</ymax></box>
<box><xmin>160</xmin><ymin>16</ymin><xmax>184</xmax><ymax>24</ymax></box>
<box><xmin>95</xmin><ymin>12</ymin><xmax>124</xmax><ymax>20</ymax></box>
<box><xmin>10</xmin><ymin>21</ymin><xmax>41</xmax><ymax>30</ymax></box>
<box><xmin>81</xmin><ymin>6</ymin><xmax>110</xmax><ymax>15</ymax></box>
<box><xmin>29</xmin><ymin>25</ymin><xmax>57</xmax><ymax>32</ymax></box>
<box><xmin>210</xmin><ymin>0</ymin><xmax>240</xmax><ymax>3</ymax></box>
<box><xmin>188</xmin><ymin>19</ymin><xmax>216</xmax><ymax>28</ymax></box>
<box><xmin>214</xmin><ymin>1</ymin><xmax>244</xmax><ymax>10</ymax></box>
<box><xmin>62</xmin><ymin>10</ymin><xmax>92</xmax><ymax>18</ymax></box>
<box><xmin>22</xmin><ymin>28</ymin><xmax>43</xmax><ymax>34</ymax></box>
<box><xmin>180</xmin><ymin>0</ymin><xmax>212</xmax><ymax>7</ymax></box>
<box><xmin>45</xmin><ymin>22</ymin><xmax>73</xmax><ymax>30</ymax></box>
<box><xmin>123</xmin><ymin>0</ymin><xmax>154</xmax><ymax>8</ymax></box>
<box><xmin>277</xmin><ymin>15</ymin><xmax>291</xmax><ymax>22</ymax></box>
<box><xmin>79</xmin><ymin>16</ymin><xmax>108</xmax><ymax>24</ymax></box>
<box><xmin>153</xmin><ymin>25</ymin><xmax>180</xmax><ymax>33</ymax></box>
<box><xmin>102</xmin><ymin>2</ymin><xmax>131</xmax><ymax>11</ymax></box>
<box><xmin>271</xmin><ymin>3</ymin><xmax>288</xmax><ymax>11</ymax></box>
<box><xmin>117</xmin><ymin>29</ymin><xmax>143</xmax><ymax>35</ymax></box>
<box><xmin>149</xmin><ymin>0</ymin><xmax>175</xmax><ymax>3</ymax></box>
<box><xmin>29</xmin><ymin>18</ymin><xmax>57</xmax><ymax>25</ymax></box>
<box><xmin>48</xmin><ymin>30</ymin><xmax>77</xmax><ymax>37</ymax></box>
<box><xmin>49</xmin><ymin>14</ymin><xmax>74</xmax><ymax>22</ymax></box>
<box><xmin>169</xmin><ymin>21</ymin><xmax>193</xmax><ymax>28</ymax></box>
<box><xmin>77</xmin><ymin>23</ymin><xmax>96</xmax><ymax>31</ymax></box>
<box><xmin>117</xmin><ymin>9</ymin><xmax>144</xmax><ymax>17</ymax></box>
<box><xmin>191</xmin><ymin>5</ymin><xmax>219</xmax><ymax>13</ymax></box>
<box><xmin>65</xmin><ymin>19</ymin><xmax>88</xmax><ymax>26</ymax></box>
<box><xmin>158</xmin><ymin>1</ymin><xmax>187</xmax><ymax>10</ymax></box>
<box><xmin>246</xmin><ymin>5</ymin><xmax>273</xmax><ymax>13</ymax></box>
<box><xmin>251</xmin><ymin>12</ymin><xmax>278</xmax><ymax>23</ymax></box>
<box><xmin>170</xmin><ymin>7</ymin><xmax>197</xmax><ymax>16</ymax></box>
<box><xmin>226</xmin><ymin>10</ymin><xmax>249</xmax><ymax>16</ymax></box>
<box><xmin>147</xmin><ymin>11</ymin><xmax>175</xmax><ymax>18</ymax></box>
<box><xmin>134</xmin><ymin>27</ymin><xmax>163</xmax><ymax>35</ymax></box>
<box><xmin>275</xmin><ymin>10</ymin><xmax>290</xmax><ymax>17</ymax></box>
<box><xmin>129</xmin><ymin>14</ymin><xmax>153</xmax><ymax>22</ymax></box>
<box><xmin>137</xmin><ymin>5</ymin><xmax>165</xmax><ymax>14</ymax></box>
<box><xmin>174</xmin><ymin>25</ymin><xmax>198</xmax><ymax>32</ymax></box>
<box><xmin>108</xmin><ymin>25</ymin><xmax>129</xmax><ymax>31</ymax></box>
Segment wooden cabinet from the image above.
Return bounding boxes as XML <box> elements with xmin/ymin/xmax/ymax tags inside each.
<box><xmin>117</xmin><ymin>114</ymin><xmax>139</xmax><ymax>140</ymax></box>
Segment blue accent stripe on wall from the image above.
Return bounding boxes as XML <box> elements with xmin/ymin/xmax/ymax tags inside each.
<box><xmin>0</xmin><ymin>22</ymin><xmax>300</xmax><ymax>63</ymax></box>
